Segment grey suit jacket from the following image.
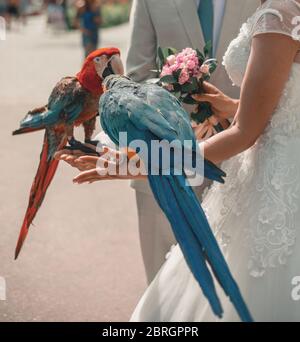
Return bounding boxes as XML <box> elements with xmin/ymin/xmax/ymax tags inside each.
<box><xmin>126</xmin><ymin>0</ymin><xmax>259</xmax><ymax>194</ymax></box>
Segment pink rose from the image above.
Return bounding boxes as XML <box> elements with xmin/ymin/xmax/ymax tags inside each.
<box><xmin>200</xmin><ymin>64</ymin><xmax>210</xmax><ymax>74</ymax></box>
<box><xmin>170</xmin><ymin>63</ymin><xmax>179</xmax><ymax>72</ymax></box>
<box><xmin>176</xmin><ymin>54</ymin><xmax>184</xmax><ymax>64</ymax></box>
<box><xmin>167</xmin><ymin>55</ymin><xmax>176</xmax><ymax>66</ymax></box>
<box><xmin>161</xmin><ymin>65</ymin><xmax>172</xmax><ymax>77</ymax></box>
<box><xmin>179</xmin><ymin>62</ymin><xmax>186</xmax><ymax>70</ymax></box>
<box><xmin>182</xmin><ymin>48</ymin><xmax>194</xmax><ymax>55</ymax></box>
<box><xmin>187</xmin><ymin>60</ymin><xmax>196</xmax><ymax>70</ymax></box>
<box><xmin>179</xmin><ymin>68</ymin><xmax>190</xmax><ymax>85</ymax></box>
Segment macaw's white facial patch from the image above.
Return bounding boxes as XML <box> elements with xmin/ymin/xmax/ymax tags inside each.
<box><xmin>93</xmin><ymin>55</ymin><xmax>109</xmax><ymax>78</ymax></box>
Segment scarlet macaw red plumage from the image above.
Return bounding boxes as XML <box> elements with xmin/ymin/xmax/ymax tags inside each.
<box><xmin>13</xmin><ymin>47</ymin><xmax>123</xmax><ymax>259</ymax></box>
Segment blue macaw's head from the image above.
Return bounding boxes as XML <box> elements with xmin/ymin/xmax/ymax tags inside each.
<box><xmin>102</xmin><ymin>75</ymin><xmax>132</xmax><ymax>92</ymax></box>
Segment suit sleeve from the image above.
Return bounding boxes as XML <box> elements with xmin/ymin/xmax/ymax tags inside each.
<box><xmin>126</xmin><ymin>0</ymin><xmax>157</xmax><ymax>83</ymax></box>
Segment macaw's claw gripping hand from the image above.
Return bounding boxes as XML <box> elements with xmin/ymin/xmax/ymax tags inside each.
<box><xmin>65</xmin><ymin>137</ymin><xmax>100</xmax><ymax>156</ymax></box>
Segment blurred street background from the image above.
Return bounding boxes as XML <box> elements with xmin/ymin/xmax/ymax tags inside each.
<box><xmin>0</xmin><ymin>0</ymin><xmax>148</xmax><ymax>322</ymax></box>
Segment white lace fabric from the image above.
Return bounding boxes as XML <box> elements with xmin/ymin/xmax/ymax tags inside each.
<box><xmin>254</xmin><ymin>0</ymin><xmax>300</xmax><ymax>36</ymax></box>
<box><xmin>253</xmin><ymin>0</ymin><xmax>300</xmax><ymax>62</ymax></box>
<box><xmin>223</xmin><ymin>0</ymin><xmax>300</xmax><ymax>87</ymax></box>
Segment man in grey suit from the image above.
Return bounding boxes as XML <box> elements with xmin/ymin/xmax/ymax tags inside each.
<box><xmin>126</xmin><ymin>0</ymin><xmax>259</xmax><ymax>284</ymax></box>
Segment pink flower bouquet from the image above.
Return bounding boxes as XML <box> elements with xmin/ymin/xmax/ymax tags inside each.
<box><xmin>157</xmin><ymin>44</ymin><xmax>224</xmax><ymax>133</ymax></box>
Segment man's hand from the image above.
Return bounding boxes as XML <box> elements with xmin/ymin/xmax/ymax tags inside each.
<box><xmin>55</xmin><ymin>146</ymin><xmax>147</xmax><ymax>184</ymax></box>
<box><xmin>55</xmin><ymin>149</ymin><xmax>91</xmax><ymax>171</ymax></box>
<box><xmin>55</xmin><ymin>146</ymin><xmax>122</xmax><ymax>172</ymax></box>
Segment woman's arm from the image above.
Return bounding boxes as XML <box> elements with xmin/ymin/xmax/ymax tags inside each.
<box><xmin>202</xmin><ymin>33</ymin><xmax>299</xmax><ymax>164</ymax></box>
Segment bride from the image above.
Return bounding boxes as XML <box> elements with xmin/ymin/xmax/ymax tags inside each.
<box><xmin>57</xmin><ymin>0</ymin><xmax>300</xmax><ymax>321</ymax></box>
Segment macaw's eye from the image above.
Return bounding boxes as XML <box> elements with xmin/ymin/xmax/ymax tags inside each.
<box><xmin>94</xmin><ymin>57</ymin><xmax>101</xmax><ymax>63</ymax></box>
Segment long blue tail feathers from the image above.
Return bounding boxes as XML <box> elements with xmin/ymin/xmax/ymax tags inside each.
<box><xmin>148</xmin><ymin>174</ymin><xmax>253</xmax><ymax>322</ymax></box>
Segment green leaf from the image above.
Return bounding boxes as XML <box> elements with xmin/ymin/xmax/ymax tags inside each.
<box><xmin>190</xmin><ymin>77</ymin><xmax>200</xmax><ymax>92</ymax></box>
<box><xmin>196</xmin><ymin>49</ymin><xmax>205</xmax><ymax>63</ymax></box>
<box><xmin>173</xmin><ymin>83</ymin><xmax>181</xmax><ymax>92</ymax></box>
<box><xmin>157</xmin><ymin>46</ymin><xmax>178</xmax><ymax>71</ymax></box>
<box><xmin>191</xmin><ymin>103</ymin><xmax>213</xmax><ymax>124</ymax></box>
<box><xmin>160</xmin><ymin>75</ymin><xmax>177</xmax><ymax>84</ymax></box>
<box><xmin>173</xmin><ymin>69</ymin><xmax>182</xmax><ymax>80</ymax></box>
<box><xmin>167</xmin><ymin>47</ymin><xmax>178</xmax><ymax>55</ymax></box>
<box><xmin>157</xmin><ymin>47</ymin><xmax>165</xmax><ymax>63</ymax></box>
<box><xmin>181</xmin><ymin>82</ymin><xmax>197</xmax><ymax>93</ymax></box>
<box><xmin>191</xmin><ymin>112</ymin><xmax>205</xmax><ymax>124</ymax></box>
<box><xmin>182</xmin><ymin>95</ymin><xmax>199</xmax><ymax>105</ymax></box>
<box><xmin>157</xmin><ymin>47</ymin><xmax>165</xmax><ymax>70</ymax></box>
<box><xmin>209</xmin><ymin>61</ymin><xmax>218</xmax><ymax>74</ymax></box>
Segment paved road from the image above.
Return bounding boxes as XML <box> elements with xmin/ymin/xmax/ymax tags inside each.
<box><xmin>0</xmin><ymin>16</ymin><xmax>147</xmax><ymax>322</ymax></box>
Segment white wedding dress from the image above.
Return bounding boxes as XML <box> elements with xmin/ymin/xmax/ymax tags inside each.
<box><xmin>131</xmin><ymin>0</ymin><xmax>300</xmax><ymax>322</ymax></box>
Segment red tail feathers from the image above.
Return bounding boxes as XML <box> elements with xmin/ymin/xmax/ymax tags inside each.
<box><xmin>15</xmin><ymin>132</ymin><xmax>66</xmax><ymax>259</ymax></box>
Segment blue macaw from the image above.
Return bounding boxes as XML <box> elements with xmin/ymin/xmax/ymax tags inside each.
<box><xmin>99</xmin><ymin>75</ymin><xmax>253</xmax><ymax>322</ymax></box>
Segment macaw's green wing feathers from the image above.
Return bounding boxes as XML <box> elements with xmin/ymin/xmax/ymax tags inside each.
<box><xmin>48</xmin><ymin>77</ymin><xmax>88</xmax><ymax>124</ymax></box>
<box><xmin>19</xmin><ymin>77</ymin><xmax>88</xmax><ymax>130</ymax></box>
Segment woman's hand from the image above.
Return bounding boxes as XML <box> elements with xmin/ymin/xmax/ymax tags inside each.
<box><xmin>192</xmin><ymin>82</ymin><xmax>239</xmax><ymax>120</ymax></box>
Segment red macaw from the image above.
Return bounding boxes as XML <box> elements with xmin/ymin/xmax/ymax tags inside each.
<box><xmin>13</xmin><ymin>47</ymin><xmax>124</xmax><ymax>259</ymax></box>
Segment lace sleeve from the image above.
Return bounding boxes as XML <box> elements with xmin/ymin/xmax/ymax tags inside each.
<box><xmin>252</xmin><ymin>0</ymin><xmax>300</xmax><ymax>42</ymax></box>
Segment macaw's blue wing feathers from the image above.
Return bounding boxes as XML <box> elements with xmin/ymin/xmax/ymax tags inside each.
<box><xmin>19</xmin><ymin>77</ymin><xmax>87</xmax><ymax>130</ymax></box>
<box><xmin>121</xmin><ymin>96</ymin><xmax>179</xmax><ymax>141</ymax></box>
<box><xmin>99</xmin><ymin>75</ymin><xmax>252</xmax><ymax>321</ymax></box>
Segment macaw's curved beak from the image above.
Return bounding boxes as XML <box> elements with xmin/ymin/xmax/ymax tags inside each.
<box><xmin>102</xmin><ymin>54</ymin><xmax>124</xmax><ymax>79</ymax></box>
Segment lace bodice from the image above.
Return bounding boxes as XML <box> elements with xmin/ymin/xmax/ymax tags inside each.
<box><xmin>223</xmin><ymin>0</ymin><xmax>300</xmax><ymax>139</ymax></box>
<box><xmin>212</xmin><ymin>0</ymin><xmax>300</xmax><ymax>277</ymax></box>
<box><xmin>223</xmin><ymin>0</ymin><xmax>300</xmax><ymax>88</ymax></box>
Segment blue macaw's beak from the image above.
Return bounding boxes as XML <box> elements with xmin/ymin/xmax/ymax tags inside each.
<box><xmin>102</xmin><ymin>55</ymin><xmax>124</xmax><ymax>79</ymax></box>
